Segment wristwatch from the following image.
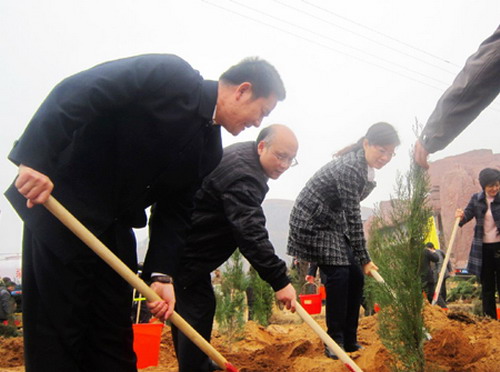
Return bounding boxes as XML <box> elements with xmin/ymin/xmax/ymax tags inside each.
<box><xmin>150</xmin><ymin>275</ymin><xmax>174</xmax><ymax>284</ymax></box>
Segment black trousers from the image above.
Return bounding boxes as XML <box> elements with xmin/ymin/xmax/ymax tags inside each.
<box><xmin>22</xmin><ymin>224</ymin><xmax>138</xmax><ymax>372</ymax></box>
<box><xmin>319</xmin><ymin>264</ymin><xmax>364</xmax><ymax>347</ymax></box>
<box><xmin>172</xmin><ymin>274</ymin><xmax>216</xmax><ymax>372</ymax></box>
<box><xmin>481</xmin><ymin>242</ymin><xmax>500</xmax><ymax>319</ymax></box>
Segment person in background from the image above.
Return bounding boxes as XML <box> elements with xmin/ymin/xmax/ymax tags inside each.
<box><xmin>420</xmin><ymin>242</ymin><xmax>439</xmax><ymax>303</ymax></box>
<box><xmin>456</xmin><ymin>168</ymin><xmax>500</xmax><ymax>319</ymax></box>
<box><xmin>414</xmin><ymin>25</ymin><xmax>500</xmax><ymax>169</ymax></box>
<box><xmin>0</xmin><ymin>279</ymin><xmax>16</xmax><ymax>325</ymax></box>
<box><xmin>5</xmin><ymin>54</ymin><xmax>286</xmax><ymax>372</ymax></box>
<box><xmin>305</xmin><ymin>262</ymin><xmax>327</xmax><ymax>304</ymax></box>
<box><xmin>288</xmin><ymin>122</ymin><xmax>400</xmax><ymax>359</ymax></box>
<box><xmin>172</xmin><ymin>124</ymin><xmax>298</xmax><ymax>371</ymax></box>
<box><xmin>305</xmin><ymin>262</ymin><xmax>327</xmax><ymax>285</ymax></box>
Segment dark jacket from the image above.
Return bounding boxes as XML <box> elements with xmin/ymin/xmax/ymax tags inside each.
<box><xmin>434</xmin><ymin>249</ymin><xmax>452</xmax><ymax>282</ymax></box>
<box><xmin>176</xmin><ymin>141</ymin><xmax>290</xmax><ymax>292</ymax></box>
<box><xmin>420</xmin><ymin>248</ymin><xmax>439</xmax><ymax>286</ymax></box>
<box><xmin>421</xmin><ymin>24</ymin><xmax>500</xmax><ymax>153</ymax></box>
<box><xmin>287</xmin><ymin>148</ymin><xmax>375</xmax><ymax>266</ymax></box>
<box><xmin>460</xmin><ymin>191</ymin><xmax>500</xmax><ymax>277</ymax></box>
<box><xmin>5</xmin><ymin>54</ymin><xmax>222</xmax><ymax>276</ymax></box>
<box><xmin>0</xmin><ymin>286</ymin><xmax>15</xmax><ymax>321</ymax></box>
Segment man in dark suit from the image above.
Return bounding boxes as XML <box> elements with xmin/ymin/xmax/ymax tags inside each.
<box><xmin>5</xmin><ymin>54</ymin><xmax>285</xmax><ymax>372</ymax></box>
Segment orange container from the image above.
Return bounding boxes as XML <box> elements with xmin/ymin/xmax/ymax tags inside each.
<box><xmin>300</xmin><ymin>283</ymin><xmax>322</xmax><ymax>314</ymax></box>
<box><xmin>133</xmin><ymin>323</ymin><xmax>164</xmax><ymax>369</ymax></box>
<box><xmin>319</xmin><ymin>285</ymin><xmax>326</xmax><ymax>300</ymax></box>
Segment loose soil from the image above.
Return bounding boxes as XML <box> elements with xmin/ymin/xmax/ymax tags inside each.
<box><xmin>2</xmin><ymin>305</ymin><xmax>500</xmax><ymax>372</ymax></box>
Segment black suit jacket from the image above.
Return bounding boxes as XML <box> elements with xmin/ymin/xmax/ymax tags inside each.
<box><xmin>5</xmin><ymin>54</ymin><xmax>222</xmax><ymax>275</ymax></box>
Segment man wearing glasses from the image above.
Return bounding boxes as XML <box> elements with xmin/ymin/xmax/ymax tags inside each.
<box><xmin>163</xmin><ymin>124</ymin><xmax>298</xmax><ymax>371</ymax></box>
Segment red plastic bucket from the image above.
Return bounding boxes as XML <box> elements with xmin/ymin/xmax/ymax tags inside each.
<box><xmin>133</xmin><ymin>323</ymin><xmax>164</xmax><ymax>369</ymax></box>
<box><xmin>300</xmin><ymin>283</ymin><xmax>322</xmax><ymax>315</ymax></box>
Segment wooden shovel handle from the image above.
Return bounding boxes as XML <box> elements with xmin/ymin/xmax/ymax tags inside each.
<box><xmin>370</xmin><ymin>270</ymin><xmax>385</xmax><ymax>284</ymax></box>
<box><xmin>295</xmin><ymin>303</ymin><xmax>363</xmax><ymax>372</ymax></box>
<box><xmin>44</xmin><ymin>196</ymin><xmax>237</xmax><ymax>372</ymax></box>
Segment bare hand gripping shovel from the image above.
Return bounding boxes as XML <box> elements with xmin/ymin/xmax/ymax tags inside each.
<box><xmin>44</xmin><ymin>195</ymin><xmax>238</xmax><ymax>372</ymax></box>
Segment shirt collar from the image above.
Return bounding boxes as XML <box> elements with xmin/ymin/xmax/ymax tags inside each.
<box><xmin>199</xmin><ymin>80</ymin><xmax>218</xmax><ymax>124</ymax></box>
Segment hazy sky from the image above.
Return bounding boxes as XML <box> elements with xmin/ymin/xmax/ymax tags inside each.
<box><xmin>1</xmin><ymin>1</ymin><xmax>499</xmax><ymax>262</ymax></box>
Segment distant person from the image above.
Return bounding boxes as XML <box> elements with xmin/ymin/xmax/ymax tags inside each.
<box><xmin>456</xmin><ymin>168</ymin><xmax>500</xmax><ymax>319</ymax></box>
<box><xmin>288</xmin><ymin>122</ymin><xmax>400</xmax><ymax>359</ymax></box>
<box><xmin>0</xmin><ymin>279</ymin><xmax>16</xmax><ymax>324</ymax></box>
<box><xmin>305</xmin><ymin>262</ymin><xmax>327</xmax><ymax>285</ymax></box>
<box><xmin>414</xmin><ymin>24</ymin><xmax>500</xmax><ymax>169</ymax></box>
<box><xmin>5</xmin><ymin>54</ymin><xmax>286</xmax><ymax>372</ymax></box>
<box><xmin>434</xmin><ymin>248</ymin><xmax>453</xmax><ymax>308</ymax></box>
<box><xmin>420</xmin><ymin>242</ymin><xmax>439</xmax><ymax>303</ymax></box>
<box><xmin>171</xmin><ymin>125</ymin><xmax>298</xmax><ymax>371</ymax></box>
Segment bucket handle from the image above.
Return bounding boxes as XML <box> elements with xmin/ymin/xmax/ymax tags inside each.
<box><xmin>301</xmin><ymin>282</ymin><xmax>319</xmax><ymax>295</ymax></box>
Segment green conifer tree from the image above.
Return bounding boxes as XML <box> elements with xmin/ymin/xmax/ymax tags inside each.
<box><xmin>214</xmin><ymin>249</ymin><xmax>248</xmax><ymax>346</ymax></box>
<box><xmin>368</xmin><ymin>153</ymin><xmax>431</xmax><ymax>371</ymax></box>
<box><xmin>247</xmin><ymin>266</ymin><xmax>275</xmax><ymax>326</ymax></box>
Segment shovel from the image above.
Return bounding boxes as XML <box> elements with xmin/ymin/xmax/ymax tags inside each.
<box><xmin>431</xmin><ymin>217</ymin><xmax>460</xmax><ymax>306</ymax></box>
<box><xmin>44</xmin><ymin>195</ymin><xmax>238</xmax><ymax>372</ymax></box>
<box><xmin>295</xmin><ymin>302</ymin><xmax>364</xmax><ymax>372</ymax></box>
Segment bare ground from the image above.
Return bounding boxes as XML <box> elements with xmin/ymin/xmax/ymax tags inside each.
<box><xmin>2</xmin><ymin>304</ymin><xmax>500</xmax><ymax>372</ymax></box>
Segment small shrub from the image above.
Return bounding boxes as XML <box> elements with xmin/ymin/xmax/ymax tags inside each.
<box><xmin>0</xmin><ymin>323</ymin><xmax>19</xmax><ymax>338</ymax></box>
<box><xmin>214</xmin><ymin>249</ymin><xmax>248</xmax><ymax>346</ymax></box>
<box><xmin>447</xmin><ymin>277</ymin><xmax>480</xmax><ymax>302</ymax></box>
<box><xmin>247</xmin><ymin>267</ymin><xmax>275</xmax><ymax>326</ymax></box>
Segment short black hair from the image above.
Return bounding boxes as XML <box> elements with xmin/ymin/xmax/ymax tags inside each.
<box><xmin>220</xmin><ymin>57</ymin><xmax>286</xmax><ymax>100</ymax></box>
<box><xmin>425</xmin><ymin>242</ymin><xmax>435</xmax><ymax>248</ymax></box>
<box><xmin>478</xmin><ymin>168</ymin><xmax>500</xmax><ymax>190</ymax></box>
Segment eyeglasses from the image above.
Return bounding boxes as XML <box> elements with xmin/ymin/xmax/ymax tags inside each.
<box><xmin>272</xmin><ymin>150</ymin><xmax>298</xmax><ymax>167</ymax></box>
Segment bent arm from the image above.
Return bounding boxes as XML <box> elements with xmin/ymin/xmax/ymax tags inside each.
<box><xmin>222</xmin><ymin>179</ymin><xmax>290</xmax><ymax>292</ymax></box>
<box><xmin>420</xmin><ymin>25</ymin><xmax>500</xmax><ymax>154</ymax></box>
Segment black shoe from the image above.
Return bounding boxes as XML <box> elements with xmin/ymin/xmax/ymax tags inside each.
<box><xmin>208</xmin><ymin>359</ymin><xmax>223</xmax><ymax>371</ymax></box>
<box><xmin>344</xmin><ymin>343</ymin><xmax>364</xmax><ymax>352</ymax></box>
<box><xmin>324</xmin><ymin>344</ymin><xmax>343</xmax><ymax>360</ymax></box>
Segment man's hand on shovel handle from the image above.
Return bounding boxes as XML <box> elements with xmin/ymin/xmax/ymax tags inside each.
<box><xmin>16</xmin><ymin>165</ymin><xmax>54</xmax><ymax>208</ymax></box>
<box><xmin>148</xmin><ymin>282</ymin><xmax>175</xmax><ymax>322</ymax></box>
<box><xmin>275</xmin><ymin>283</ymin><xmax>297</xmax><ymax>313</ymax></box>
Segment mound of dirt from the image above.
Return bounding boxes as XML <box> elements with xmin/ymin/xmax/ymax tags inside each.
<box><xmin>2</xmin><ymin>305</ymin><xmax>500</xmax><ymax>372</ymax></box>
<box><xmin>0</xmin><ymin>337</ymin><xmax>24</xmax><ymax>368</ymax></box>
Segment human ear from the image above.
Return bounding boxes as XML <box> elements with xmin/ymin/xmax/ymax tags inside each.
<box><xmin>236</xmin><ymin>82</ymin><xmax>252</xmax><ymax>100</ymax></box>
<box><xmin>257</xmin><ymin>140</ymin><xmax>266</xmax><ymax>155</ymax></box>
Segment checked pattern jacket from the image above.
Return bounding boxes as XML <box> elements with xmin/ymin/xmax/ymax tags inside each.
<box><xmin>287</xmin><ymin>149</ymin><xmax>375</xmax><ymax>266</ymax></box>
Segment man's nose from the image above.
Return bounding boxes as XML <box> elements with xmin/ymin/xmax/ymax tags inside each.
<box><xmin>253</xmin><ymin>117</ymin><xmax>263</xmax><ymax>128</ymax></box>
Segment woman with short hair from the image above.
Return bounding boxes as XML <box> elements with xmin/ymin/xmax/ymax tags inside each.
<box><xmin>456</xmin><ymin>167</ymin><xmax>500</xmax><ymax>319</ymax></box>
